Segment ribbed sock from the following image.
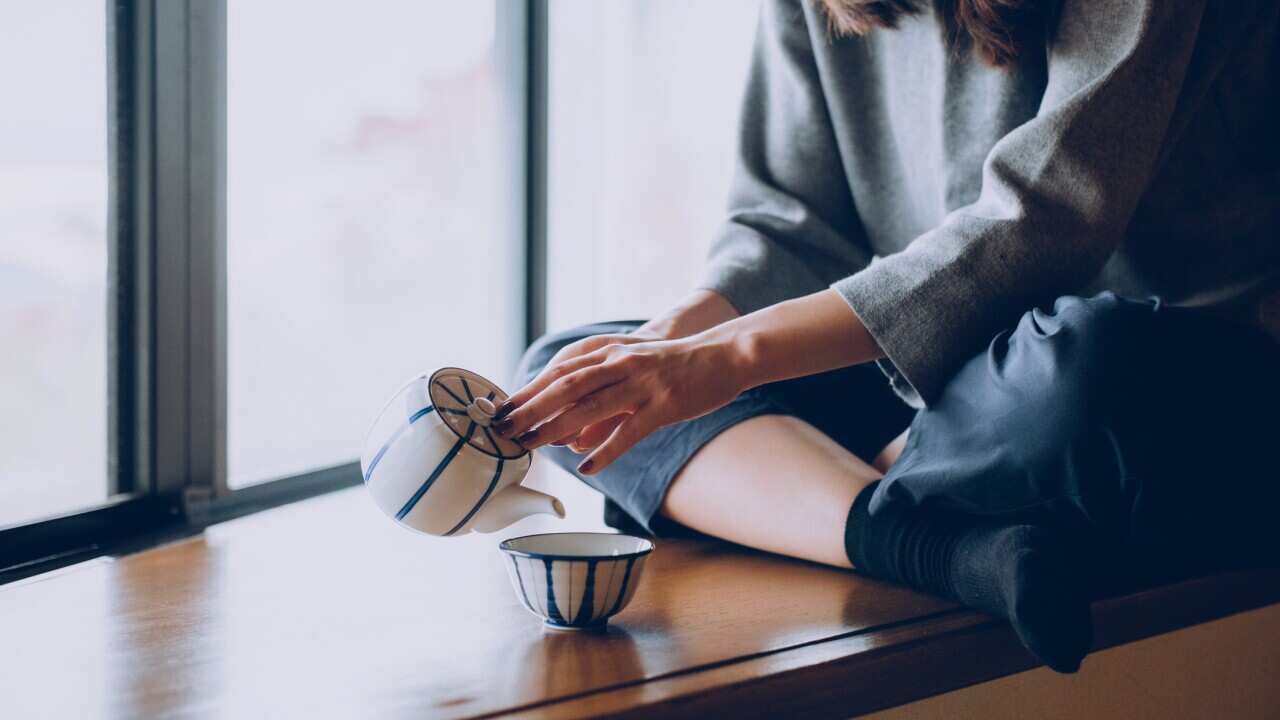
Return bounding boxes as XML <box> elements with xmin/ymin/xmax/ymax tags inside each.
<box><xmin>845</xmin><ymin>481</ymin><xmax>1092</xmax><ymax>673</ymax></box>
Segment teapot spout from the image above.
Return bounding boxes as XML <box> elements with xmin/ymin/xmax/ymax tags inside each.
<box><xmin>468</xmin><ymin>484</ymin><xmax>566</xmax><ymax>534</ymax></box>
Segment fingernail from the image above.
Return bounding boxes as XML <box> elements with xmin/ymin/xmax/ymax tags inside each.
<box><xmin>492</xmin><ymin>418</ymin><xmax>513</xmax><ymax>437</ymax></box>
<box><xmin>515</xmin><ymin>429</ymin><xmax>539</xmax><ymax>446</ymax></box>
<box><xmin>549</xmin><ymin>439</ymin><xmax>570</xmax><ymax>447</ymax></box>
<box><xmin>577</xmin><ymin>459</ymin><xmax>594</xmax><ymax>474</ymax></box>
<box><xmin>493</xmin><ymin>401</ymin><xmax>514</xmax><ymax>420</ymax></box>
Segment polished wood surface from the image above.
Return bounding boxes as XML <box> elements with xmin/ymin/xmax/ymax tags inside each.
<box><xmin>525</xmin><ymin>568</ymin><xmax>1280</xmax><ymax>719</ymax></box>
<box><xmin>3</xmin><ymin>479</ymin><xmax>1277</xmax><ymax>719</ymax></box>
<box><xmin>0</xmin><ymin>481</ymin><xmax>947</xmax><ymax>719</ymax></box>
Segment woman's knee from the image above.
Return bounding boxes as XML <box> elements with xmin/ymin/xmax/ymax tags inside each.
<box><xmin>895</xmin><ymin>294</ymin><xmax>1157</xmax><ymax>518</ymax></box>
<box><xmin>1024</xmin><ymin>293</ymin><xmax>1152</xmax><ymax>380</ymax></box>
<box><xmin>978</xmin><ymin>293</ymin><xmax>1154</xmax><ymax>433</ymax></box>
<box><xmin>514</xmin><ymin>330</ymin><xmax>574</xmax><ymax>387</ymax></box>
<box><xmin>513</xmin><ymin>321</ymin><xmax>644</xmax><ymax>387</ymax></box>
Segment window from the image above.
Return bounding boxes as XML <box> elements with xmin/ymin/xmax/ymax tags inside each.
<box><xmin>225</xmin><ymin>0</ymin><xmax>520</xmax><ymax>487</ymax></box>
<box><xmin>0</xmin><ymin>2</ymin><xmax>109</xmax><ymax>527</ymax></box>
<box><xmin>1</xmin><ymin>0</ymin><xmax>759</xmax><ymax>575</ymax></box>
<box><xmin>545</xmin><ymin>0</ymin><xmax>760</xmax><ymax>330</ymax></box>
<box><xmin>2</xmin><ymin>0</ymin><xmax>531</xmax><ymax>573</ymax></box>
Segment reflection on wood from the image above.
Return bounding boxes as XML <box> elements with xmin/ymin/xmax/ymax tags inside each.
<box><xmin>0</xmin><ymin>486</ymin><xmax>948</xmax><ymax>719</ymax></box>
<box><xmin>4</xmin><ymin>485</ymin><xmax>1275</xmax><ymax>718</ymax></box>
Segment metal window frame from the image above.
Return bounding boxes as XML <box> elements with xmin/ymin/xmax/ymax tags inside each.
<box><xmin>151</xmin><ymin>0</ymin><xmax>227</xmax><ymax>516</ymax></box>
<box><xmin>1</xmin><ymin>0</ymin><xmax>549</xmax><ymax>580</ymax></box>
<box><xmin>107</xmin><ymin>0</ymin><xmax>149</xmax><ymax>498</ymax></box>
<box><xmin>518</xmin><ymin>0</ymin><xmax>550</xmax><ymax>346</ymax></box>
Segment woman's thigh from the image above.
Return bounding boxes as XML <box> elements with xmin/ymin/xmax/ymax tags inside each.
<box><xmin>873</xmin><ymin>293</ymin><xmax>1280</xmax><ymax>546</ymax></box>
<box><xmin>513</xmin><ymin>320</ymin><xmax>647</xmax><ymax>388</ymax></box>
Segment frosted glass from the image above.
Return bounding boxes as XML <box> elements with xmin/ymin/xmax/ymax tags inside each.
<box><xmin>227</xmin><ymin>1</ymin><xmax>519</xmax><ymax>487</ymax></box>
<box><xmin>546</xmin><ymin>0</ymin><xmax>760</xmax><ymax>330</ymax></box>
<box><xmin>0</xmin><ymin>1</ymin><xmax>109</xmax><ymax>526</ymax></box>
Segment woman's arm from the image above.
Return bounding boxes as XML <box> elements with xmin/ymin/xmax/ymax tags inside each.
<box><xmin>716</xmin><ymin>288</ymin><xmax>883</xmax><ymax>388</ymax></box>
<box><xmin>639</xmin><ymin>289</ymin><xmax>741</xmax><ymax>340</ymax></box>
<box><xmin>512</xmin><ymin>0</ymin><xmax>879</xmax><ymax>455</ymax></box>
<box><xmin>495</xmin><ymin>289</ymin><xmax>881</xmax><ymax>474</ymax></box>
<box><xmin>521</xmin><ymin>290</ymin><xmax>739</xmax><ymax>451</ymax></box>
<box><xmin>508</xmin><ymin>0</ymin><xmax>879</xmax><ymax>455</ymax></box>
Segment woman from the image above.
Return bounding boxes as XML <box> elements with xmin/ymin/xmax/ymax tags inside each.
<box><xmin>500</xmin><ymin>0</ymin><xmax>1280</xmax><ymax>672</ymax></box>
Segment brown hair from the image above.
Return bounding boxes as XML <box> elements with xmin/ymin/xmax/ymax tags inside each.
<box><xmin>815</xmin><ymin>0</ymin><xmax>1044</xmax><ymax>67</ymax></box>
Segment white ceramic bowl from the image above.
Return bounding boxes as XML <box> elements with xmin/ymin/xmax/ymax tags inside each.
<box><xmin>499</xmin><ymin>532</ymin><xmax>654</xmax><ymax>630</ymax></box>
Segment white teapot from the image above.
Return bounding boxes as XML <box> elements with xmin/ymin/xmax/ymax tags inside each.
<box><xmin>360</xmin><ymin>368</ymin><xmax>565</xmax><ymax>536</ymax></box>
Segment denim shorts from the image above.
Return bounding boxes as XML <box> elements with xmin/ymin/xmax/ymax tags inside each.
<box><xmin>514</xmin><ymin>321</ymin><xmax>915</xmax><ymax>534</ymax></box>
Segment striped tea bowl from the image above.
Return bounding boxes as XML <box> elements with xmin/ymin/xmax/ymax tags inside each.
<box><xmin>500</xmin><ymin>532</ymin><xmax>654</xmax><ymax>630</ymax></box>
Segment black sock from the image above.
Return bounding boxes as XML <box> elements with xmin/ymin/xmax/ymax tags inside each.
<box><xmin>845</xmin><ymin>481</ymin><xmax>1092</xmax><ymax>673</ymax></box>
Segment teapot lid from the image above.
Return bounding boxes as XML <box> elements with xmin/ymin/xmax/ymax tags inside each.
<box><xmin>428</xmin><ymin>367</ymin><xmax>528</xmax><ymax>460</ymax></box>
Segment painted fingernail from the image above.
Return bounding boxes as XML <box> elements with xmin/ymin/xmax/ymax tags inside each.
<box><xmin>549</xmin><ymin>439</ymin><xmax>570</xmax><ymax>447</ymax></box>
<box><xmin>492</xmin><ymin>418</ymin><xmax>514</xmax><ymax>437</ymax></box>
<box><xmin>577</xmin><ymin>459</ymin><xmax>594</xmax><ymax>474</ymax></box>
<box><xmin>515</xmin><ymin>429</ymin><xmax>539</xmax><ymax>446</ymax></box>
<box><xmin>493</xmin><ymin>401</ymin><xmax>515</xmax><ymax>420</ymax></box>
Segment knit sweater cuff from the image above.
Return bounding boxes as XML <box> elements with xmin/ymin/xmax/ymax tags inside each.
<box><xmin>832</xmin><ymin>256</ymin><xmax>949</xmax><ymax>408</ymax></box>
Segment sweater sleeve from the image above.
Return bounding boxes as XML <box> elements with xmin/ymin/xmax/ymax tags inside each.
<box><xmin>833</xmin><ymin>0</ymin><xmax>1208</xmax><ymax>405</ymax></box>
<box><xmin>698</xmin><ymin>0</ymin><xmax>873</xmax><ymax>316</ymax></box>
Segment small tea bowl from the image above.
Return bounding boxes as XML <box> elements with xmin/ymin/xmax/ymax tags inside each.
<box><xmin>499</xmin><ymin>532</ymin><xmax>654</xmax><ymax>630</ymax></box>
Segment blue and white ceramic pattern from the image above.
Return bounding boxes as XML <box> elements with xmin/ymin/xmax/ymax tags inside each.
<box><xmin>361</xmin><ymin>368</ymin><xmax>565</xmax><ymax>537</ymax></box>
<box><xmin>500</xmin><ymin>532</ymin><xmax>654</xmax><ymax>629</ymax></box>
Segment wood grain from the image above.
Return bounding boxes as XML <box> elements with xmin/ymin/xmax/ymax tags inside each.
<box><xmin>1</xmin><ymin>485</ymin><xmax>1275</xmax><ymax>719</ymax></box>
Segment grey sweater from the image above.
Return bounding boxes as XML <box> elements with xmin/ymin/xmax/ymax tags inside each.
<box><xmin>701</xmin><ymin>0</ymin><xmax>1280</xmax><ymax>406</ymax></box>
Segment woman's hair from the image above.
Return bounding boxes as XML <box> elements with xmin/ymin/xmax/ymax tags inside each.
<box><xmin>815</xmin><ymin>0</ymin><xmax>1043</xmax><ymax>67</ymax></box>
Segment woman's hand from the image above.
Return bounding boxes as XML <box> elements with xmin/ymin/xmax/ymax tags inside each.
<box><xmin>521</xmin><ymin>289</ymin><xmax>741</xmax><ymax>454</ymax></box>
<box><xmin>515</xmin><ymin>330</ymin><xmax>661</xmax><ymax>453</ymax></box>
<box><xmin>497</xmin><ymin>289</ymin><xmax>884</xmax><ymax>475</ymax></box>
<box><xmin>494</xmin><ymin>332</ymin><xmax>753</xmax><ymax>475</ymax></box>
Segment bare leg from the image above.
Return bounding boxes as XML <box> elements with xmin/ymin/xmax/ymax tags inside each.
<box><xmin>657</xmin><ymin>414</ymin><xmax>1091</xmax><ymax>672</ymax></box>
<box><xmin>658</xmin><ymin>415</ymin><xmax>882</xmax><ymax>568</ymax></box>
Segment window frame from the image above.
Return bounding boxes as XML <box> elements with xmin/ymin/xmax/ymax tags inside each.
<box><xmin>0</xmin><ymin>0</ymin><xmax>550</xmax><ymax>580</ymax></box>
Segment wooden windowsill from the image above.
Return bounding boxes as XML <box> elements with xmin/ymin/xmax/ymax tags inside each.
<box><xmin>2</xmin><ymin>486</ymin><xmax>1276</xmax><ymax>719</ymax></box>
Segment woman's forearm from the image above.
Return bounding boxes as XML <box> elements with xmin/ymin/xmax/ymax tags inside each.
<box><xmin>501</xmin><ymin>289</ymin><xmax>885</xmax><ymax>470</ymax></box>
<box><xmin>704</xmin><ymin>289</ymin><xmax>885</xmax><ymax>392</ymax></box>
<box><xmin>640</xmin><ymin>289</ymin><xmax>741</xmax><ymax>339</ymax></box>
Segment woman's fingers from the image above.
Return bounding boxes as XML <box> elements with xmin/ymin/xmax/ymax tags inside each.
<box><xmin>507</xmin><ymin>334</ymin><xmax>636</xmax><ymax>409</ymax></box>
<box><xmin>505</xmin><ymin>344</ymin><xmax>612</xmax><ymax>410</ymax></box>
<box><xmin>577</xmin><ymin>410</ymin><xmax>659</xmax><ymax>475</ymax></box>
<box><xmin>546</xmin><ymin>416</ymin><xmax>626</xmax><ymax>453</ymax></box>
<box><xmin>570</xmin><ymin>416</ymin><xmax>626</xmax><ymax>452</ymax></box>
<box><xmin>517</xmin><ymin>386</ymin><xmax>641</xmax><ymax>450</ymax></box>
<box><xmin>495</xmin><ymin>363</ymin><xmax>624</xmax><ymax>441</ymax></box>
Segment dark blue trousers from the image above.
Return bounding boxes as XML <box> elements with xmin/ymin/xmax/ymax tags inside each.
<box><xmin>517</xmin><ymin>294</ymin><xmax>1280</xmax><ymax>550</ymax></box>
